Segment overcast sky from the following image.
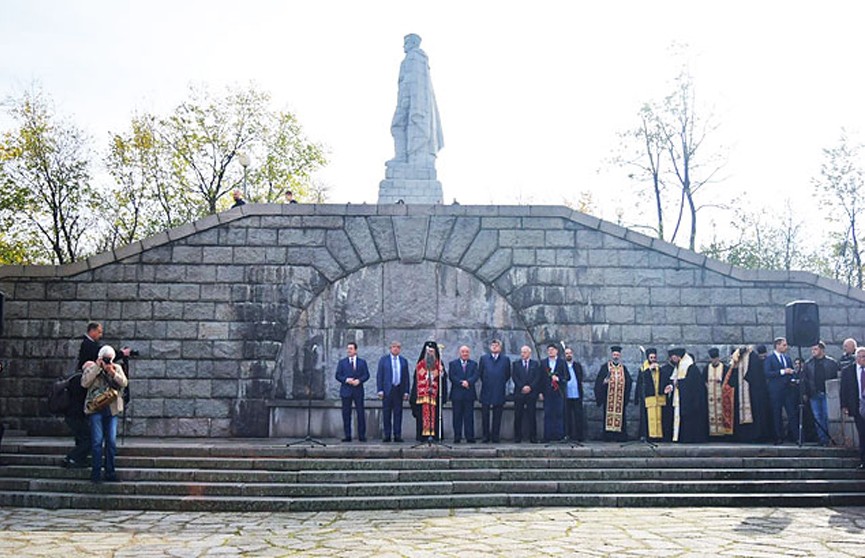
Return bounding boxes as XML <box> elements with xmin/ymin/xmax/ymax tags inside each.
<box><xmin>3</xmin><ymin>1</ymin><xmax>865</xmax><ymax>247</ymax></box>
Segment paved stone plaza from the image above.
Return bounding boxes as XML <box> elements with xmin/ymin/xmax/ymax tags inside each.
<box><xmin>0</xmin><ymin>506</ymin><xmax>862</xmax><ymax>557</ymax></box>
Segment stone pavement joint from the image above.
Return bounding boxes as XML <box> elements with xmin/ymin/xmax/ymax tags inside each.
<box><xmin>0</xmin><ymin>507</ymin><xmax>862</xmax><ymax>557</ymax></box>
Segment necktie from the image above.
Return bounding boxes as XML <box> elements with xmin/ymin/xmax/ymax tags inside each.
<box><xmin>392</xmin><ymin>357</ymin><xmax>399</xmax><ymax>385</ymax></box>
<box><xmin>524</xmin><ymin>360</ymin><xmax>528</xmax><ymax>372</ymax></box>
<box><xmin>462</xmin><ymin>360</ymin><xmax>466</xmax><ymax>372</ymax></box>
<box><xmin>351</xmin><ymin>358</ymin><xmax>356</xmax><ymax>372</ymax></box>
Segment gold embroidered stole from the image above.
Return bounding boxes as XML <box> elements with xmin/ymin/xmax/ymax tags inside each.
<box><xmin>706</xmin><ymin>362</ymin><xmax>728</xmax><ymax>436</ymax></box>
<box><xmin>671</xmin><ymin>354</ymin><xmax>694</xmax><ymax>442</ymax></box>
<box><xmin>737</xmin><ymin>349</ymin><xmax>754</xmax><ymax>424</ymax></box>
<box><xmin>604</xmin><ymin>362</ymin><xmax>626</xmax><ymax>432</ymax></box>
<box><xmin>643</xmin><ymin>364</ymin><xmax>666</xmax><ymax>439</ymax></box>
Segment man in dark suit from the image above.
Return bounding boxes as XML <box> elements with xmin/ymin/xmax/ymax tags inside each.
<box><xmin>376</xmin><ymin>341</ymin><xmax>410</xmax><ymax>442</ymax></box>
<box><xmin>840</xmin><ymin>347</ymin><xmax>865</xmax><ymax>469</ymax></box>
<box><xmin>448</xmin><ymin>345</ymin><xmax>479</xmax><ymax>443</ymax></box>
<box><xmin>478</xmin><ymin>339</ymin><xmax>510</xmax><ymax>443</ymax></box>
<box><xmin>764</xmin><ymin>337</ymin><xmax>798</xmax><ymax>444</ymax></box>
<box><xmin>335</xmin><ymin>342</ymin><xmax>370</xmax><ymax>442</ymax></box>
<box><xmin>511</xmin><ymin>345</ymin><xmax>541</xmax><ymax>443</ymax></box>
<box><xmin>540</xmin><ymin>343</ymin><xmax>570</xmax><ymax>442</ymax></box>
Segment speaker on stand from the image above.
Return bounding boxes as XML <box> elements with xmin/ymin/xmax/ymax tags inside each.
<box><xmin>784</xmin><ymin>300</ymin><xmax>830</xmax><ymax>447</ymax></box>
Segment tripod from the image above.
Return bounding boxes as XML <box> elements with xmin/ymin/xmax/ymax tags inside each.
<box><xmin>287</xmin><ymin>369</ymin><xmax>326</xmax><ymax>448</ymax></box>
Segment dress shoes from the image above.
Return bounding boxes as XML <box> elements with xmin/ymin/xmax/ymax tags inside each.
<box><xmin>453</xmin><ymin>439</ymin><xmax>462</xmax><ymax>443</ymax></box>
<box><xmin>482</xmin><ymin>438</ymin><xmax>491</xmax><ymax>443</ymax></box>
<box><xmin>393</xmin><ymin>437</ymin><xmax>404</xmax><ymax>443</ymax></box>
<box><xmin>342</xmin><ymin>437</ymin><xmax>352</xmax><ymax>442</ymax></box>
<box><xmin>358</xmin><ymin>438</ymin><xmax>367</xmax><ymax>442</ymax></box>
<box><xmin>104</xmin><ymin>474</ymin><xmax>119</xmax><ymax>483</ymax></box>
<box><xmin>514</xmin><ymin>439</ymin><xmax>522</xmax><ymax>444</ymax></box>
<box><xmin>466</xmin><ymin>439</ymin><xmax>476</xmax><ymax>444</ymax></box>
<box><xmin>382</xmin><ymin>437</ymin><xmax>392</xmax><ymax>443</ymax></box>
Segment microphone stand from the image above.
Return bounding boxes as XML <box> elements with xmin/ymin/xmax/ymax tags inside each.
<box><xmin>287</xmin><ymin>359</ymin><xmax>326</xmax><ymax>448</ymax></box>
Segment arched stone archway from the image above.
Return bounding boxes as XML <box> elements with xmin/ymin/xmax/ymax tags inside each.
<box><xmin>274</xmin><ymin>260</ymin><xmax>536</xmax><ymax>402</ymax></box>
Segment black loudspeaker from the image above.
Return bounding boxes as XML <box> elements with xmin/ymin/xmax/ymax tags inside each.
<box><xmin>785</xmin><ymin>300</ymin><xmax>820</xmax><ymax>347</ymax></box>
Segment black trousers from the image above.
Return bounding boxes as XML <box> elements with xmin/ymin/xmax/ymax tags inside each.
<box><xmin>64</xmin><ymin>413</ymin><xmax>91</xmax><ymax>462</ymax></box>
<box><xmin>564</xmin><ymin>398</ymin><xmax>584</xmax><ymax>441</ymax></box>
<box><xmin>481</xmin><ymin>404</ymin><xmax>503</xmax><ymax>442</ymax></box>
<box><xmin>513</xmin><ymin>394</ymin><xmax>538</xmax><ymax>441</ymax></box>
<box><xmin>451</xmin><ymin>399</ymin><xmax>475</xmax><ymax>441</ymax></box>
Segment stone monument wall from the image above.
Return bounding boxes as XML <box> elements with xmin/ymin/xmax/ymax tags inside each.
<box><xmin>1</xmin><ymin>204</ymin><xmax>863</xmax><ymax>438</ymax></box>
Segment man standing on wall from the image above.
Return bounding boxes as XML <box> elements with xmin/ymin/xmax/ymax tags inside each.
<box><xmin>478</xmin><ymin>339</ymin><xmax>510</xmax><ymax>443</ymax></box>
<box><xmin>376</xmin><ymin>341</ymin><xmax>410</xmax><ymax>443</ymax></box>
<box><xmin>336</xmin><ymin>342</ymin><xmax>370</xmax><ymax>442</ymax></box>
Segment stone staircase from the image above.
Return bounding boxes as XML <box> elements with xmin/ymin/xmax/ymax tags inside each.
<box><xmin>0</xmin><ymin>438</ymin><xmax>862</xmax><ymax>511</ymax></box>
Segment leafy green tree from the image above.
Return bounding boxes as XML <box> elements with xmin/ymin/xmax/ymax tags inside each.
<box><xmin>0</xmin><ymin>89</ymin><xmax>97</xmax><ymax>264</ymax></box>
<box><xmin>812</xmin><ymin>129</ymin><xmax>865</xmax><ymax>288</ymax></box>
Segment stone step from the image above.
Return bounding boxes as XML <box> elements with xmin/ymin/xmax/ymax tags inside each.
<box><xmin>3</xmin><ymin>453</ymin><xmax>860</xmax><ymax>470</ymax></box>
<box><xmin>1</xmin><ymin>490</ymin><xmax>862</xmax><ymax>512</ymax></box>
<box><xmin>4</xmin><ymin>442</ymin><xmax>856</xmax><ymax>460</ymax></box>
<box><xmin>0</xmin><ymin>477</ymin><xmax>860</xmax><ymax>498</ymax></box>
<box><xmin>2</xmin><ymin>465</ymin><xmax>861</xmax><ymax>484</ymax></box>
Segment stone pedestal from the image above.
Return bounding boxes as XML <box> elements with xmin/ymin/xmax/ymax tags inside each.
<box><xmin>378</xmin><ymin>160</ymin><xmax>443</xmax><ymax>204</ymax></box>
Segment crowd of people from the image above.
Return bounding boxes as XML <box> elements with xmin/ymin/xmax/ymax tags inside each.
<box><xmin>335</xmin><ymin>337</ymin><xmax>865</xmax><ymax>469</ymax></box>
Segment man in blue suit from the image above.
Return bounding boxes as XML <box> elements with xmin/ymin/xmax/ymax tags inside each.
<box><xmin>764</xmin><ymin>337</ymin><xmax>798</xmax><ymax>444</ymax></box>
<box><xmin>376</xmin><ymin>341</ymin><xmax>410</xmax><ymax>442</ymax></box>
<box><xmin>478</xmin><ymin>339</ymin><xmax>510</xmax><ymax>443</ymax></box>
<box><xmin>335</xmin><ymin>342</ymin><xmax>370</xmax><ymax>442</ymax></box>
<box><xmin>448</xmin><ymin>345</ymin><xmax>479</xmax><ymax>443</ymax></box>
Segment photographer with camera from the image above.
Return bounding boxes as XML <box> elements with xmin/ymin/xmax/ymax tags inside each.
<box><xmin>81</xmin><ymin>345</ymin><xmax>127</xmax><ymax>483</ymax></box>
<box><xmin>62</xmin><ymin>323</ymin><xmax>133</xmax><ymax>468</ymax></box>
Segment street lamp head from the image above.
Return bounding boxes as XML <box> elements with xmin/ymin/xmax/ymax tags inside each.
<box><xmin>237</xmin><ymin>152</ymin><xmax>250</xmax><ymax>168</ymax></box>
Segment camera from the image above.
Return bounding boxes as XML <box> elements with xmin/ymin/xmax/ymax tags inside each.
<box><xmin>122</xmin><ymin>347</ymin><xmax>139</xmax><ymax>358</ymax></box>
<box><xmin>101</xmin><ymin>356</ymin><xmax>112</xmax><ymax>364</ymax></box>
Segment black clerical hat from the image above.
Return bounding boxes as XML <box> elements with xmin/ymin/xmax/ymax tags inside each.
<box><xmin>646</xmin><ymin>347</ymin><xmax>657</xmax><ymax>356</ymax></box>
<box><xmin>756</xmin><ymin>344</ymin><xmax>768</xmax><ymax>355</ymax></box>
<box><xmin>668</xmin><ymin>348</ymin><xmax>686</xmax><ymax>358</ymax></box>
<box><xmin>610</xmin><ymin>345</ymin><xmax>622</xmax><ymax>353</ymax></box>
<box><xmin>708</xmin><ymin>347</ymin><xmax>720</xmax><ymax>359</ymax></box>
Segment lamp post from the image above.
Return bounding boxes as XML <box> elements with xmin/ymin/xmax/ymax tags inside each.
<box><xmin>237</xmin><ymin>151</ymin><xmax>250</xmax><ymax>197</ymax></box>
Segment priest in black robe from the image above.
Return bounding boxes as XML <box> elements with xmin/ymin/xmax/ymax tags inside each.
<box><xmin>594</xmin><ymin>345</ymin><xmax>632</xmax><ymax>441</ymax></box>
<box><xmin>636</xmin><ymin>348</ymin><xmax>671</xmax><ymax>442</ymax></box>
<box><xmin>731</xmin><ymin>344</ymin><xmax>773</xmax><ymax>443</ymax></box>
<box><xmin>668</xmin><ymin>348</ymin><xmax>708</xmax><ymax>443</ymax></box>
